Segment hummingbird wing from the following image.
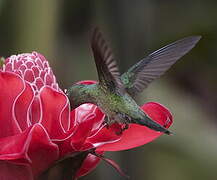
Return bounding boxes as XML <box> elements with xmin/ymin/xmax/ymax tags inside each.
<box><xmin>91</xmin><ymin>28</ymin><xmax>124</xmax><ymax>93</ymax></box>
<box><xmin>121</xmin><ymin>36</ymin><xmax>201</xmax><ymax>96</ymax></box>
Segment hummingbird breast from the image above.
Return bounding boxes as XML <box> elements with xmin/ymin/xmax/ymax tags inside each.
<box><xmin>95</xmin><ymin>87</ymin><xmax>136</xmax><ymax>124</ymax></box>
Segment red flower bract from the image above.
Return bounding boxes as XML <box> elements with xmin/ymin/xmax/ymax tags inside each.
<box><xmin>0</xmin><ymin>52</ymin><xmax>173</xmax><ymax>179</ymax></box>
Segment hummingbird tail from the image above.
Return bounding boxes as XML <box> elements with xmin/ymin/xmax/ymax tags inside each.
<box><xmin>133</xmin><ymin>116</ymin><xmax>172</xmax><ymax>135</ymax></box>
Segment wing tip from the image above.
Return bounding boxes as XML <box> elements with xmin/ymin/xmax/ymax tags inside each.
<box><xmin>181</xmin><ymin>35</ymin><xmax>202</xmax><ymax>47</ymax></box>
<box><xmin>188</xmin><ymin>35</ymin><xmax>202</xmax><ymax>44</ymax></box>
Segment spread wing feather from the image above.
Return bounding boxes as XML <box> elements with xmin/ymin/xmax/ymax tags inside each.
<box><xmin>91</xmin><ymin>28</ymin><xmax>124</xmax><ymax>93</ymax></box>
<box><xmin>121</xmin><ymin>36</ymin><xmax>201</xmax><ymax>96</ymax></box>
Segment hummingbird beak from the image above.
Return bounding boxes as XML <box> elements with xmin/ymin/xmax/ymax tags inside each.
<box><xmin>132</xmin><ymin>115</ymin><xmax>172</xmax><ymax>135</ymax></box>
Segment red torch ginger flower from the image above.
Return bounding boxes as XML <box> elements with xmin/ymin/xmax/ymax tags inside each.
<box><xmin>0</xmin><ymin>52</ymin><xmax>172</xmax><ymax>180</ymax></box>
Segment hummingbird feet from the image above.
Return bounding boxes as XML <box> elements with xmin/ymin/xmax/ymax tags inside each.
<box><xmin>103</xmin><ymin>116</ymin><xmax>129</xmax><ymax>135</ymax></box>
<box><xmin>113</xmin><ymin>123</ymin><xmax>129</xmax><ymax>135</ymax></box>
<box><xmin>122</xmin><ymin>123</ymin><xmax>129</xmax><ymax>131</ymax></box>
<box><xmin>103</xmin><ymin>116</ymin><xmax>110</xmax><ymax>129</ymax></box>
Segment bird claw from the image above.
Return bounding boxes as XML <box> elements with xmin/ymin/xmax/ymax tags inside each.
<box><xmin>114</xmin><ymin>123</ymin><xmax>129</xmax><ymax>135</ymax></box>
<box><xmin>103</xmin><ymin>116</ymin><xmax>129</xmax><ymax>135</ymax></box>
<box><xmin>122</xmin><ymin>123</ymin><xmax>129</xmax><ymax>131</ymax></box>
<box><xmin>103</xmin><ymin>116</ymin><xmax>110</xmax><ymax>129</ymax></box>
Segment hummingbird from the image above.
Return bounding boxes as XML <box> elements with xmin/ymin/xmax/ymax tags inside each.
<box><xmin>66</xmin><ymin>28</ymin><xmax>201</xmax><ymax>135</ymax></box>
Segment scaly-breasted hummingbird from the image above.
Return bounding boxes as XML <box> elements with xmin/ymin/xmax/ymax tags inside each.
<box><xmin>66</xmin><ymin>28</ymin><xmax>200</xmax><ymax>135</ymax></box>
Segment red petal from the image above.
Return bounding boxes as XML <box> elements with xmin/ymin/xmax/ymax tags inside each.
<box><xmin>83</xmin><ymin>124</ymin><xmax>121</xmax><ymax>150</ymax></box>
<box><xmin>0</xmin><ymin>72</ymin><xmax>25</xmax><ymax>137</ymax></box>
<box><xmin>70</xmin><ymin>115</ymin><xmax>95</xmax><ymax>151</ymax></box>
<box><xmin>15</xmin><ymin>83</ymin><xmax>34</xmax><ymax>130</ymax></box>
<box><xmin>61</xmin><ymin>102</ymin><xmax>70</xmax><ymax>131</ymax></box>
<box><xmin>30</xmin><ymin>96</ymin><xmax>42</xmax><ymax>125</ymax></box>
<box><xmin>55</xmin><ymin>104</ymin><xmax>105</xmax><ymax>156</ymax></box>
<box><xmin>75</xmin><ymin>151</ymin><xmax>103</xmax><ymax>178</ymax></box>
<box><xmin>34</xmin><ymin>52</ymin><xmax>47</xmax><ymax>63</ymax></box>
<box><xmin>39</xmin><ymin>87</ymin><xmax>70</xmax><ymax>139</ymax></box>
<box><xmin>70</xmin><ymin>105</ymin><xmax>98</xmax><ymax>151</ymax></box>
<box><xmin>97</xmin><ymin>102</ymin><xmax>173</xmax><ymax>151</ymax></box>
<box><xmin>74</xmin><ymin>104</ymin><xmax>104</xmax><ymax>135</ymax></box>
<box><xmin>0</xmin><ymin>124</ymin><xmax>59</xmax><ymax>176</ymax></box>
<box><xmin>0</xmin><ymin>161</ymin><xmax>33</xmax><ymax>180</ymax></box>
<box><xmin>5</xmin><ymin>62</ymin><xmax>13</xmax><ymax>71</ymax></box>
<box><xmin>75</xmin><ymin>80</ymin><xmax>97</xmax><ymax>85</ymax></box>
<box><xmin>24</xmin><ymin>69</ymin><xmax>35</xmax><ymax>83</ymax></box>
<box><xmin>27</xmin><ymin>124</ymin><xmax>59</xmax><ymax>175</ymax></box>
<box><xmin>69</xmin><ymin>104</ymin><xmax>103</xmax><ymax>150</ymax></box>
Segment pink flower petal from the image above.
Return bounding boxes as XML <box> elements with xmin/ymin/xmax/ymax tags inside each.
<box><xmin>32</xmin><ymin>66</ymin><xmax>40</xmax><ymax>77</ymax></box>
<box><xmin>35</xmin><ymin>78</ymin><xmax>44</xmax><ymax>90</ymax></box>
<box><xmin>97</xmin><ymin>102</ymin><xmax>173</xmax><ymax>151</ymax></box>
<box><xmin>15</xmin><ymin>82</ymin><xmax>34</xmax><ymax>130</ymax></box>
<box><xmin>26</xmin><ymin>61</ymin><xmax>34</xmax><ymax>69</ymax></box>
<box><xmin>30</xmin><ymin>96</ymin><xmax>42</xmax><ymax>125</ymax></box>
<box><xmin>69</xmin><ymin>104</ymin><xmax>107</xmax><ymax>151</ymax></box>
<box><xmin>70</xmin><ymin>112</ymin><xmax>96</xmax><ymax>151</ymax></box>
<box><xmin>0</xmin><ymin>124</ymin><xmax>59</xmax><ymax>176</ymax></box>
<box><xmin>75</xmin><ymin>104</ymin><xmax>104</xmax><ymax>135</ymax></box>
<box><xmin>0</xmin><ymin>72</ymin><xmax>25</xmax><ymax>137</ymax></box>
<box><xmin>84</xmin><ymin>124</ymin><xmax>121</xmax><ymax>150</ymax></box>
<box><xmin>75</xmin><ymin>80</ymin><xmax>98</xmax><ymax>85</ymax></box>
<box><xmin>5</xmin><ymin>52</ymin><xmax>60</xmax><ymax>92</ymax></box>
<box><xmin>39</xmin><ymin>87</ymin><xmax>70</xmax><ymax>139</ymax></box>
<box><xmin>34</xmin><ymin>52</ymin><xmax>47</xmax><ymax>63</ymax></box>
<box><xmin>27</xmin><ymin>124</ymin><xmax>59</xmax><ymax>176</ymax></box>
<box><xmin>61</xmin><ymin>102</ymin><xmax>70</xmax><ymax>132</ymax></box>
<box><xmin>55</xmin><ymin>104</ymin><xmax>106</xmax><ymax>156</ymax></box>
<box><xmin>76</xmin><ymin>151</ymin><xmax>103</xmax><ymax>178</ymax></box>
<box><xmin>0</xmin><ymin>161</ymin><xmax>33</xmax><ymax>180</ymax></box>
<box><xmin>45</xmin><ymin>74</ymin><xmax>54</xmax><ymax>86</ymax></box>
<box><xmin>24</xmin><ymin>69</ymin><xmax>35</xmax><ymax>83</ymax></box>
<box><xmin>5</xmin><ymin>62</ymin><xmax>13</xmax><ymax>71</ymax></box>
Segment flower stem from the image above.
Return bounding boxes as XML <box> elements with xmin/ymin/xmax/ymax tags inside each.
<box><xmin>37</xmin><ymin>151</ymin><xmax>89</xmax><ymax>180</ymax></box>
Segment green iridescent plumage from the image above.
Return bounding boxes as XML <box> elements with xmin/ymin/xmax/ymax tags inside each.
<box><xmin>67</xmin><ymin>28</ymin><xmax>201</xmax><ymax>135</ymax></box>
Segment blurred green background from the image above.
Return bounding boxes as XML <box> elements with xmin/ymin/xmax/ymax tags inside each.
<box><xmin>0</xmin><ymin>0</ymin><xmax>217</xmax><ymax>180</ymax></box>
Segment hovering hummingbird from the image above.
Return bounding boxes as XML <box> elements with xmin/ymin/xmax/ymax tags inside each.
<box><xmin>66</xmin><ymin>28</ymin><xmax>201</xmax><ymax>135</ymax></box>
